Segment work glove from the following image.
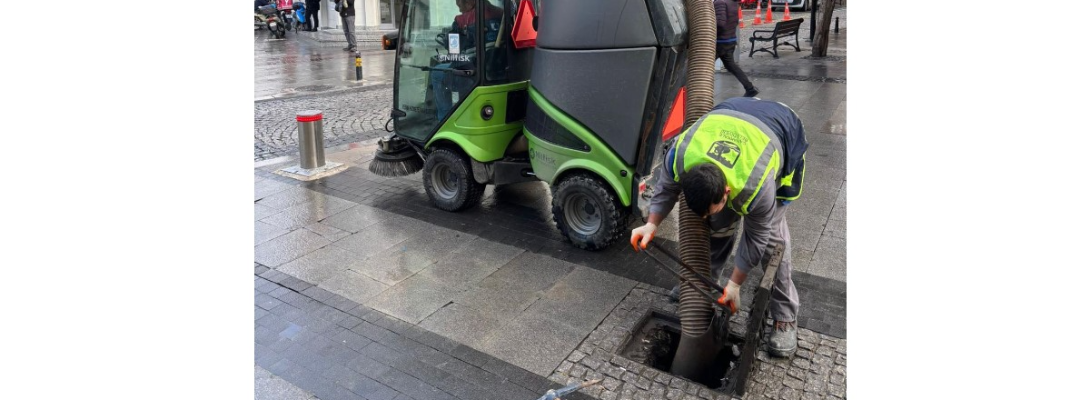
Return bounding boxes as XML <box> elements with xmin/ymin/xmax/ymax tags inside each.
<box><xmin>718</xmin><ymin>279</ymin><xmax>741</xmax><ymax>314</ymax></box>
<box><xmin>630</xmin><ymin>222</ymin><xmax>657</xmax><ymax>252</ymax></box>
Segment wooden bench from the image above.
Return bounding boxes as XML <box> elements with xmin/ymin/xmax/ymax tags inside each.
<box><xmin>748</xmin><ymin>18</ymin><xmax>804</xmax><ymax>58</ymax></box>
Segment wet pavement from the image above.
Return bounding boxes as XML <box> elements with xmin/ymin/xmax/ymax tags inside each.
<box><xmin>255</xmin><ymin>30</ymin><xmax>396</xmax><ymax>101</ymax></box>
<box><xmin>256</xmin><ymin>7</ymin><xmax>848</xmax><ymax>400</ymax></box>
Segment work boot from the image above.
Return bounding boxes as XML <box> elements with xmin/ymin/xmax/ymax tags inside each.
<box><xmin>744</xmin><ymin>87</ymin><xmax>760</xmax><ymax>98</ymax></box>
<box><xmin>768</xmin><ymin>321</ymin><xmax>798</xmax><ymax>358</ymax></box>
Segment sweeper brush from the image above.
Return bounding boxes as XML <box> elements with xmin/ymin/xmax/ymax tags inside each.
<box><xmin>369</xmin><ymin>135</ymin><xmax>424</xmax><ymax>177</ymax></box>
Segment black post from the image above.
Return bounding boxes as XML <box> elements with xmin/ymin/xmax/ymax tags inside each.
<box><xmin>809</xmin><ymin>1</ymin><xmax>817</xmax><ymax>41</ymax></box>
<box><xmin>355</xmin><ymin>52</ymin><xmax>362</xmax><ymax>81</ymax></box>
<box><xmin>835</xmin><ymin>16</ymin><xmax>839</xmax><ymax>34</ymax></box>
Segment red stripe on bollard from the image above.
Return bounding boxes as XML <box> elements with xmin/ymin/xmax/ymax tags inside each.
<box><xmin>296</xmin><ymin>113</ymin><xmax>323</xmax><ymax>122</ymax></box>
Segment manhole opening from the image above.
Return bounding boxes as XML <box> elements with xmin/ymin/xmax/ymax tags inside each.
<box><xmin>619</xmin><ymin>309</ymin><xmax>744</xmax><ymax>390</ymax></box>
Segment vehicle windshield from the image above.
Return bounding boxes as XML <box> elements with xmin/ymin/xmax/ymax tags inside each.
<box><xmin>394</xmin><ymin>0</ymin><xmax>485</xmax><ymax>142</ymax></box>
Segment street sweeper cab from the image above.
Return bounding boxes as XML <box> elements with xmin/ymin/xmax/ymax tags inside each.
<box><xmin>371</xmin><ymin>0</ymin><xmax>690</xmax><ymax>251</ymax></box>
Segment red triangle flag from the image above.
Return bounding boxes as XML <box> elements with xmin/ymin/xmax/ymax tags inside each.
<box><xmin>662</xmin><ymin>87</ymin><xmax>686</xmax><ymax>141</ymax></box>
<box><xmin>512</xmin><ymin>0</ymin><xmax>537</xmax><ymax>49</ymax></box>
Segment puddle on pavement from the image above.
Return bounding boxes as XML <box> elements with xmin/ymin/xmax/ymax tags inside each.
<box><xmin>620</xmin><ymin>310</ymin><xmax>743</xmax><ymax>391</ymax></box>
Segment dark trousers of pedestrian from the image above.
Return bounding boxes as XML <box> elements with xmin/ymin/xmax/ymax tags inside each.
<box><xmin>306</xmin><ymin>10</ymin><xmax>319</xmax><ymax>31</ymax></box>
<box><xmin>717</xmin><ymin>42</ymin><xmax>756</xmax><ymax>93</ymax></box>
<box><xmin>341</xmin><ymin>15</ymin><xmax>357</xmax><ymax>51</ymax></box>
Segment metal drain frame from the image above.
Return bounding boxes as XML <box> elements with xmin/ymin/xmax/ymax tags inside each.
<box><xmin>722</xmin><ymin>244</ymin><xmax>783</xmax><ymax>397</ymax></box>
<box><xmin>612</xmin><ymin>244</ymin><xmax>785</xmax><ymax>398</ymax></box>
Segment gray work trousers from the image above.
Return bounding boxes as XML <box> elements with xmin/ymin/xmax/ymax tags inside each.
<box><xmin>341</xmin><ymin>15</ymin><xmax>356</xmax><ymax>50</ymax></box>
<box><xmin>708</xmin><ymin>201</ymin><xmax>800</xmax><ymax>322</ymax></box>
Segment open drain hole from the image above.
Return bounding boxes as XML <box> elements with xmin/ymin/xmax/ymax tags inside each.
<box><xmin>620</xmin><ymin>310</ymin><xmax>743</xmax><ymax>390</ymax></box>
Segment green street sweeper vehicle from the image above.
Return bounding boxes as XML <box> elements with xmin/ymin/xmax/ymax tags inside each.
<box><xmin>370</xmin><ymin>0</ymin><xmax>694</xmax><ymax>250</ymax></box>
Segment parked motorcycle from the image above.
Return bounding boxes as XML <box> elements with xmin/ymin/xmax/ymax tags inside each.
<box><xmin>275</xmin><ymin>0</ymin><xmax>299</xmax><ymax>33</ymax></box>
<box><xmin>257</xmin><ymin>4</ymin><xmax>286</xmax><ymax>39</ymax></box>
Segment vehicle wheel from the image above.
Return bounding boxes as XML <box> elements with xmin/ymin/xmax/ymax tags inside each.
<box><xmin>422</xmin><ymin>147</ymin><xmax>485</xmax><ymax>211</ymax></box>
<box><xmin>551</xmin><ymin>173</ymin><xmax>629</xmax><ymax>251</ymax></box>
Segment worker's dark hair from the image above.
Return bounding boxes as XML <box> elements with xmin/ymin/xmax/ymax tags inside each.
<box><xmin>679</xmin><ymin>163</ymin><xmax>727</xmax><ymax>216</ymax></box>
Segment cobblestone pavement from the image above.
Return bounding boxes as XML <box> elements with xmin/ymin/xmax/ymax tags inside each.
<box><xmin>255</xmin><ymin>86</ymin><xmax>392</xmax><ymax>161</ymax></box>
<box><xmin>548</xmin><ymin>285</ymin><xmax>846</xmax><ymax>400</ymax></box>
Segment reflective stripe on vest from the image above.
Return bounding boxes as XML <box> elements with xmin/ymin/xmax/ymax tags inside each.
<box><xmin>672</xmin><ymin>109</ymin><xmax>783</xmax><ymax>214</ymax></box>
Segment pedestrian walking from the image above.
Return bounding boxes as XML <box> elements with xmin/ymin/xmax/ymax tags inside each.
<box><xmin>715</xmin><ymin>0</ymin><xmax>759</xmax><ymax>97</ymax></box>
<box><xmin>334</xmin><ymin>0</ymin><xmax>357</xmax><ymax>51</ymax></box>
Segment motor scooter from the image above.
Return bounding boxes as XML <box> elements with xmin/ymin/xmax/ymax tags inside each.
<box><xmin>275</xmin><ymin>0</ymin><xmax>296</xmax><ymax>33</ymax></box>
<box><xmin>257</xmin><ymin>4</ymin><xmax>286</xmax><ymax>39</ymax></box>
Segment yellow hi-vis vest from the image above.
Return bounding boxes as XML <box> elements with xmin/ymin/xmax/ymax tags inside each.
<box><xmin>671</xmin><ymin>109</ymin><xmax>784</xmax><ymax>215</ymax></box>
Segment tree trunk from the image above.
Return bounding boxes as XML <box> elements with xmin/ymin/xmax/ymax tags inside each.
<box><xmin>810</xmin><ymin>0</ymin><xmax>837</xmax><ymax>57</ymax></box>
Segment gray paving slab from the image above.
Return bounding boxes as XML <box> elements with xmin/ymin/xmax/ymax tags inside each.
<box><xmin>803</xmin><ymin>166</ymin><xmax>846</xmax><ymax>195</ymax></box>
<box><xmin>255</xmin><ymin>229</ymin><xmax>333</xmax><ymax>268</ymax></box>
<box><xmin>796</xmin><ymin>186</ymin><xmax>838</xmax><ymax>217</ymax></box>
<box><xmin>475</xmin><ymin>252</ymin><xmax>577</xmax><ymax>293</ymax></box>
<box><xmin>524</xmin><ymin>266</ymin><xmax>638</xmax><ymax>332</ymax></box>
<box><xmin>367</xmin><ymin>274</ymin><xmax>457</xmax><ymax>324</ymax></box>
<box><xmin>417</xmin><ymin>237</ymin><xmax>526</xmax><ymax>289</ymax></box>
<box><xmin>304</xmin><ymin>222</ymin><xmax>352</xmax><ymax>243</ymax></box>
<box><xmin>277</xmin><ymin>245</ymin><xmax>365</xmax><ymax>285</ymax></box>
<box><xmin>257</xmin><ymin>186</ymin><xmax>328</xmax><ymax>211</ymax></box>
<box><xmin>318</xmin><ymin>269</ymin><xmax>390</xmax><ymax>306</ymax></box>
<box><xmin>823</xmin><ymin>100</ymin><xmax>847</xmax><ymax>135</ymax></box>
<box><xmin>476</xmin><ymin>312</ymin><xmax>588</xmax><ymax>377</ymax></box>
<box><xmin>454</xmin><ymin>283</ymin><xmax>542</xmax><ymax>322</ymax></box>
<box><xmin>352</xmin><ymin>227</ymin><xmax>479</xmax><ymax>286</ymax></box>
<box><xmin>321</xmin><ymin>204</ymin><xmax>398</xmax><ymax>233</ymax></box>
<box><xmin>256</xmin><ymin>203</ymin><xmax>280</xmax><ymax>221</ymax></box>
<box><xmin>419</xmin><ymin>302</ymin><xmax>503</xmax><ymax>349</ymax></box>
<box><xmin>808</xmin><ymin>234</ymin><xmax>847</xmax><ymax>282</ymax></box>
<box><xmin>357</xmin><ymin>233</ymin><xmax>477</xmax><ymax>287</ymax></box>
<box><xmin>261</xmin><ymin>194</ymin><xmax>359</xmax><ymax>230</ymax></box>
<box><xmin>792</xmin><ymin>248</ymin><xmax>815</xmax><ymax>275</ymax></box>
<box><xmin>256</xmin><ymin>178</ymin><xmax>294</xmax><ymax>202</ymax></box>
<box><xmin>351</xmin><ymin>253</ymin><xmax>424</xmax><ymax>287</ymax></box>
<box><xmin>331</xmin><ymin>214</ymin><xmax>434</xmax><ymax>258</ymax></box>
<box><xmin>823</xmin><ymin>218</ymin><xmax>846</xmax><ymax>240</ymax></box>
<box><xmin>257</xmin><ymin>221</ymin><xmax>292</xmax><ymax>246</ymax></box>
<box><xmin>255</xmin><ymin>365</ymin><xmax>318</xmax><ymax>400</ymax></box>
<box><xmin>787</xmin><ymin>206</ymin><xmax>829</xmax><ymax>240</ymax></box>
<box><xmin>807</xmin><ymin>135</ymin><xmax>846</xmax><ymax>158</ymax></box>
<box><xmin>830</xmin><ymin>188</ymin><xmax>846</xmax><ymax>222</ymax></box>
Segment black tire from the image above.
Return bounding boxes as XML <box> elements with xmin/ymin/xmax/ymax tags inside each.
<box><xmin>422</xmin><ymin>148</ymin><xmax>485</xmax><ymax>211</ymax></box>
<box><xmin>551</xmin><ymin>173</ymin><xmax>629</xmax><ymax>251</ymax></box>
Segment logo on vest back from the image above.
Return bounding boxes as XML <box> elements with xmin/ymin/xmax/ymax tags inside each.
<box><xmin>707</xmin><ymin>141</ymin><xmax>740</xmax><ymax>168</ymax></box>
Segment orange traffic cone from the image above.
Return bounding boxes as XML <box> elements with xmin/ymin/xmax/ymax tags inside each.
<box><xmin>765</xmin><ymin>1</ymin><xmax>773</xmax><ymax>23</ymax></box>
<box><xmin>738</xmin><ymin>5</ymin><xmax>745</xmax><ymax>28</ymax></box>
<box><xmin>783</xmin><ymin>3</ymin><xmax>791</xmax><ymax>20</ymax></box>
<box><xmin>754</xmin><ymin>2</ymin><xmax>763</xmax><ymax>25</ymax></box>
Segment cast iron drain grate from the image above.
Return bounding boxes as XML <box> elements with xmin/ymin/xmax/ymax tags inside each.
<box><xmin>296</xmin><ymin>85</ymin><xmax>336</xmax><ymax>92</ymax></box>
